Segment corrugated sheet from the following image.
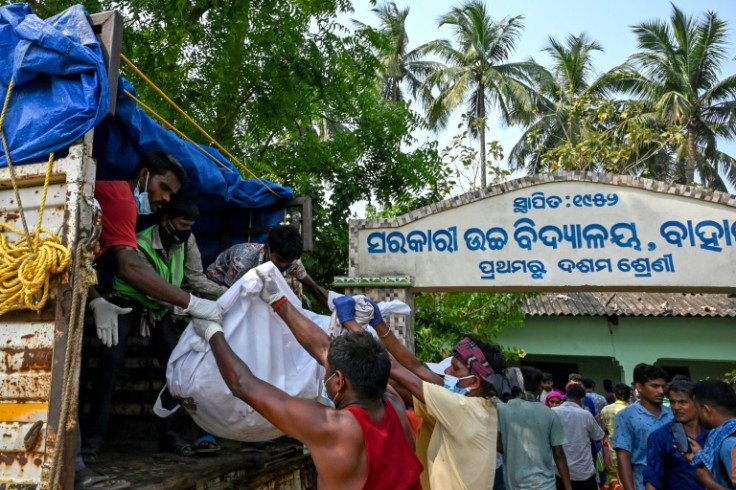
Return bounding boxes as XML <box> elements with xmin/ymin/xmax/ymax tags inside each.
<box><xmin>523</xmin><ymin>292</ymin><xmax>736</xmax><ymax>318</ymax></box>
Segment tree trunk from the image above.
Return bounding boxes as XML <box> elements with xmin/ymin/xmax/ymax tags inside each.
<box><xmin>479</xmin><ymin>92</ymin><xmax>487</xmax><ymax>189</ymax></box>
<box><xmin>686</xmin><ymin>122</ymin><xmax>696</xmax><ymax>185</ymax></box>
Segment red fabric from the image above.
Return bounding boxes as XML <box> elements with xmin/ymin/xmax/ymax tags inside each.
<box><xmin>345</xmin><ymin>401</ymin><xmax>423</xmax><ymax>490</ymax></box>
<box><xmin>405</xmin><ymin>409</ymin><xmax>422</xmax><ymax>439</ymax></box>
<box><xmin>94</xmin><ymin>181</ymin><xmax>138</xmax><ymax>258</ymax></box>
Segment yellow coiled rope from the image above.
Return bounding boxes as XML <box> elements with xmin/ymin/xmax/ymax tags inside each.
<box><xmin>0</xmin><ymin>78</ymin><xmax>72</xmax><ymax>315</ymax></box>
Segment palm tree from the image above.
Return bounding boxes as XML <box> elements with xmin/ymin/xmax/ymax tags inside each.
<box><xmin>509</xmin><ymin>33</ymin><xmax>614</xmax><ymax>173</ymax></box>
<box><xmin>421</xmin><ymin>0</ymin><xmax>541</xmax><ymax>188</ymax></box>
<box><xmin>622</xmin><ymin>4</ymin><xmax>736</xmax><ymax>190</ymax></box>
<box><xmin>354</xmin><ymin>2</ymin><xmax>439</xmax><ymax>103</ymax></box>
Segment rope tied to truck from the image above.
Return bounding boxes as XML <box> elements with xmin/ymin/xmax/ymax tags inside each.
<box><xmin>0</xmin><ymin>77</ymin><xmax>72</xmax><ymax>315</ymax></box>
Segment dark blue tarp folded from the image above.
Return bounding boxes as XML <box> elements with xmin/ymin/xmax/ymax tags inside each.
<box><xmin>93</xmin><ymin>77</ymin><xmax>293</xmax><ymax>210</ymax></box>
<box><xmin>0</xmin><ymin>3</ymin><xmax>293</xmax><ymax>213</ymax></box>
<box><xmin>0</xmin><ymin>3</ymin><xmax>109</xmax><ymax>166</ymax></box>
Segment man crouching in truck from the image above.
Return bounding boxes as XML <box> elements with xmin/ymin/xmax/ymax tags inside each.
<box><xmin>190</xmin><ymin>269</ymin><xmax>423</xmax><ymax>490</ymax></box>
<box><xmin>74</xmin><ymin>151</ymin><xmax>223</xmax><ymax>490</ymax></box>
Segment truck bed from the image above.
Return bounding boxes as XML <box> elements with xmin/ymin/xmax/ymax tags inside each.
<box><xmin>78</xmin><ymin>322</ymin><xmax>317</xmax><ymax>490</ymax></box>
<box><xmin>89</xmin><ymin>436</ymin><xmax>315</xmax><ymax>489</ymax></box>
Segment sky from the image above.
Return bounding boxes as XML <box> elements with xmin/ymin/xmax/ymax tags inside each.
<box><xmin>344</xmin><ymin>0</ymin><xmax>736</xmax><ymax>197</ymax></box>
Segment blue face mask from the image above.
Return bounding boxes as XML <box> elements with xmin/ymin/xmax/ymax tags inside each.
<box><xmin>320</xmin><ymin>372</ymin><xmax>338</xmax><ymax>408</ymax></box>
<box><xmin>134</xmin><ymin>172</ymin><xmax>152</xmax><ymax>216</ymax></box>
<box><xmin>444</xmin><ymin>374</ymin><xmax>474</xmax><ymax>395</ymax></box>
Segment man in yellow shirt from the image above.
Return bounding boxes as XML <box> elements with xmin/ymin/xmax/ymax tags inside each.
<box><xmin>600</xmin><ymin>383</ymin><xmax>631</xmax><ymax>475</ymax></box>
<box><xmin>335</xmin><ymin>296</ymin><xmax>510</xmax><ymax>489</ymax></box>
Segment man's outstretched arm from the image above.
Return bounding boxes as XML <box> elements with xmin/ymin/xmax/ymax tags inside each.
<box><xmin>335</xmin><ymin>296</ymin><xmax>442</xmax><ymax>387</ymax></box>
<box><xmin>257</xmin><ymin>269</ymin><xmax>330</xmax><ymax>366</ymax></box>
<box><xmin>196</xmin><ymin>321</ymin><xmax>338</xmax><ymax>447</ymax></box>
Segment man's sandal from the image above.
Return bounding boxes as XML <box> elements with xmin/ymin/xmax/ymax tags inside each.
<box><xmin>172</xmin><ymin>442</ymin><xmax>196</xmax><ymax>457</ymax></box>
<box><xmin>81</xmin><ymin>450</ymin><xmax>98</xmax><ymax>464</ymax></box>
<box><xmin>195</xmin><ymin>434</ymin><xmax>221</xmax><ymax>455</ymax></box>
<box><xmin>75</xmin><ymin>468</ymin><xmax>130</xmax><ymax>490</ymax></box>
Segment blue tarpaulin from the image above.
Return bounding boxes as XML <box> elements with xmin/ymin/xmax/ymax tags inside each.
<box><xmin>0</xmin><ymin>3</ymin><xmax>293</xmax><ymax>213</ymax></box>
<box><xmin>93</xmin><ymin>77</ymin><xmax>293</xmax><ymax>211</ymax></box>
<box><xmin>0</xmin><ymin>3</ymin><xmax>109</xmax><ymax>165</ymax></box>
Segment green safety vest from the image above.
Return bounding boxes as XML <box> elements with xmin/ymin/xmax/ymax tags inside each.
<box><xmin>112</xmin><ymin>225</ymin><xmax>185</xmax><ymax>318</ymax></box>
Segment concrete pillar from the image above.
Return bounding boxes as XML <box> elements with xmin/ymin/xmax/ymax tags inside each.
<box><xmin>614</xmin><ymin>354</ymin><xmax>658</xmax><ymax>385</ymax></box>
<box><xmin>333</xmin><ymin>276</ymin><xmax>414</xmax><ymax>351</ymax></box>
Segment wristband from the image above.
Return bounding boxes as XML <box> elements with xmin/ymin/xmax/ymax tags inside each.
<box><xmin>272</xmin><ymin>296</ymin><xmax>288</xmax><ymax>312</ymax></box>
<box><xmin>204</xmin><ymin>323</ymin><xmax>224</xmax><ymax>342</ymax></box>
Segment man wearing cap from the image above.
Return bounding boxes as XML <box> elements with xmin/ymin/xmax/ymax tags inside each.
<box><xmin>335</xmin><ymin>296</ymin><xmax>509</xmax><ymax>490</ymax></box>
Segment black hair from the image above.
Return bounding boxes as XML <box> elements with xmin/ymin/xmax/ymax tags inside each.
<box><xmin>666</xmin><ymin>378</ymin><xmax>695</xmax><ymax>399</ymax></box>
<box><xmin>131</xmin><ymin>151</ymin><xmax>187</xmax><ymax>187</ymax></box>
<box><xmin>267</xmin><ymin>225</ymin><xmax>303</xmax><ymax>262</ymax></box>
<box><xmin>462</xmin><ymin>334</ymin><xmax>507</xmax><ymax>373</ymax></box>
<box><xmin>603</xmin><ymin>379</ymin><xmax>614</xmax><ymax>392</ymax></box>
<box><xmin>459</xmin><ymin>334</ymin><xmax>507</xmax><ymax>396</ymax></box>
<box><xmin>542</xmin><ymin>373</ymin><xmax>554</xmax><ymax>382</ymax></box>
<box><xmin>692</xmin><ymin>380</ymin><xmax>736</xmax><ymax>417</ymax></box>
<box><xmin>565</xmin><ymin>383</ymin><xmax>587</xmax><ymax>400</ymax></box>
<box><xmin>633</xmin><ymin>363</ymin><xmax>668</xmax><ymax>385</ymax></box>
<box><xmin>521</xmin><ymin>366</ymin><xmax>543</xmax><ymax>393</ymax></box>
<box><xmin>568</xmin><ymin>373</ymin><xmax>582</xmax><ymax>382</ymax></box>
<box><xmin>613</xmin><ymin>383</ymin><xmax>631</xmax><ymax>401</ymax></box>
<box><xmin>161</xmin><ymin>196</ymin><xmax>200</xmax><ymax>221</ymax></box>
<box><xmin>327</xmin><ymin>332</ymin><xmax>390</xmax><ymax>401</ymax></box>
<box><xmin>581</xmin><ymin>377</ymin><xmax>596</xmax><ymax>389</ymax></box>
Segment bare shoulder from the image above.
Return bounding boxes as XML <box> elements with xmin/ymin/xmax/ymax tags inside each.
<box><xmin>384</xmin><ymin>386</ymin><xmax>406</xmax><ymax>412</ymax></box>
<box><xmin>308</xmin><ymin>408</ymin><xmax>366</xmax><ymax>480</ymax></box>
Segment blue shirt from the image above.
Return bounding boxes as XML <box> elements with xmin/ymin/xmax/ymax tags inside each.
<box><xmin>643</xmin><ymin>423</ymin><xmax>708</xmax><ymax>489</ymax></box>
<box><xmin>587</xmin><ymin>392</ymin><xmax>608</xmax><ymax>416</ymax></box>
<box><xmin>612</xmin><ymin>402</ymin><xmax>673</xmax><ymax>490</ymax></box>
<box><xmin>583</xmin><ymin>395</ymin><xmax>597</xmax><ymax>416</ymax></box>
<box><xmin>716</xmin><ymin>436</ymin><xmax>736</xmax><ymax>488</ymax></box>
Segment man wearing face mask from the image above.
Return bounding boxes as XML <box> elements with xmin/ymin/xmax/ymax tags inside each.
<box><xmin>335</xmin><ymin>296</ymin><xmax>511</xmax><ymax>490</ymax></box>
<box><xmin>99</xmin><ymin>196</ymin><xmax>226</xmax><ymax>457</ymax></box>
<box><xmin>189</xmin><ymin>271</ymin><xmax>423</xmax><ymax>489</ymax></box>
<box><xmin>80</xmin><ymin>152</ymin><xmax>224</xmax><ymax>467</ymax></box>
<box><xmin>205</xmin><ymin>225</ymin><xmax>329</xmax><ymax>309</ymax></box>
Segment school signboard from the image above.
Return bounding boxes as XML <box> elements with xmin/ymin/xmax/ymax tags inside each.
<box><xmin>348</xmin><ymin>173</ymin><xmax>736</xmax><ymax>292</ymax></box>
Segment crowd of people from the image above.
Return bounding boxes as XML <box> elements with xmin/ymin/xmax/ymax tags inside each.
<box><xmin>76</xmin><ymin>150</ymin><xmax>736</xmax><ymax>490</ymax></box>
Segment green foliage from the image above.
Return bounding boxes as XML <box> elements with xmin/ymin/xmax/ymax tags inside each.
<box><xmin>421</xmin><ymin>0</ymin><xmax>542</xmax><ymax>188</ymax></box>
<box><xmin>535</xmin><ymin>95</ymin><xmax>684</xmax><ymax>175</ymax></box>
<box><xmin>440</xmin><ymin>116</ymin><xmax>510</xmax><ymax>192</ymax></box>
<box><xmin>413</xmin><ymin>291</ymin><xmax>533</xmax><ymax>362</ymax></box>
<box><xmin>30</xmin><ymin>0</ymin><xmax>447</xmax><ymax>293</ymax></box>
<box><xmin>353</xmin><ymin>2</ymin><xmax>440</xmax><ymax>104</ymax></box>
<box><xmin>620</xmin><ymin>5</ymin><xmax>736</xmax><ymax>190</ymax></box>
<box><xmin>510</xmin><ymin>34</ymin><xmax>630</xmax><ymax>174</ymax></box>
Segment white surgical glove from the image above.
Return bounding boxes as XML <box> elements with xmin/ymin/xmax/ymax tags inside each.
<box><xmin>182</xmin><ymin>295</ymin><xmax>223</xmax><ymax>323</ymax></box>
<box><xmin>192</xmin><ymin>318</ymin><xmax>224</xmax><ymax>342</ymax></box>
<box><xmin>88</xmin><ymin>297</ymin><xmax>132</xmax><ymax>348</ymax></box>
<box><xmin>256</xmin><ymin>269</ymin><xmax>285</xmax><ymax>306</ymax></box>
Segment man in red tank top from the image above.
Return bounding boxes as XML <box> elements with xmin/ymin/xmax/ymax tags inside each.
<box><xmin>192</xmin><ymin>270</ymin><xmax>422</xmax><ymax>490</ymax></box>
